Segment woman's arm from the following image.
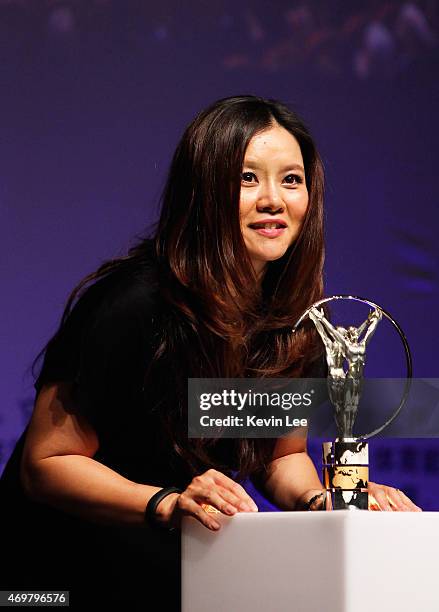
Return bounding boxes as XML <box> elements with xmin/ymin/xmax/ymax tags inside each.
<box><xmin>21</xmin><ymin>382</ymin><xmax>257</xmax><ymax>530</ymax></box>
<box><xmin>21</xmin><ymin>382</ymin><xmax>166</xmax><ymax>526</ymax></box>
<box><xmin>259</xmin><ymin>434</ymin><xmax>324</xmax><ymax>511</ymax></box>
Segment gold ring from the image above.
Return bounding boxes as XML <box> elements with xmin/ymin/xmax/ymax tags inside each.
<box><xmin>201</xmin><ymin>504</ymin><xmax>220</xmax><ymax>514</ymax></box>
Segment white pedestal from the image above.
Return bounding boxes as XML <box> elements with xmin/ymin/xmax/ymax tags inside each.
<box><xmin>181</xmin><ymin>510</ymin><xmax>439</xmax><ymax>612</ymax></box>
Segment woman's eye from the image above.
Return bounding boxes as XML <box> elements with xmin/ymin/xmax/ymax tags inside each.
<box><xmin>283</xmin><ymin>174</ymin><xmax>303</xmax><ymax>185</ymax></box>
<box><xmin>241</xmin><ymin>172</ymin><xmax>256</xmax><ymax>183</ymax></box>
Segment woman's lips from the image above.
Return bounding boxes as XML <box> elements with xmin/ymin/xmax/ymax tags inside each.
<box><xmin>248</xmin><ymin>220</ymin><xmax>287</xmax><ymax>238</ymax></box>
<box><xmin>250</xmin><ymin>227</ymin><xmax>286</xmax><ymax>238</ymax></box>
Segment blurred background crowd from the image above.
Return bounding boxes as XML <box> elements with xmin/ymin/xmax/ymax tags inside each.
<box><xmin>0</xmin><ymin>0</ymin><xmax>437</xmax><ymax>79</ymax></box>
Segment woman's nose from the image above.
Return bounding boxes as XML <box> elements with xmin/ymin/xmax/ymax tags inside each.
<box><xmin>256</xmin><ymin>182</ymin><xmax>284</xmax><ymax>212</ymax></box>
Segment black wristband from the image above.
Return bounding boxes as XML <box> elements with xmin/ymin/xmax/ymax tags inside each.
<box><xmin>304</xmin><ymin>491</ymin><xmax>325</xmax><ymax>511</ymax></box>
<box><xmin>145</xmin><ymin>487</ymin><xmax>182</xmax><ymax>530</ymax></box>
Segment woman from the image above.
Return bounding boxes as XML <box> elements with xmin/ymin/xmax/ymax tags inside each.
<box><xmin>0</xmin><ymin>95</ymin><xmax>420</xmax><ymax>611</ymax></box>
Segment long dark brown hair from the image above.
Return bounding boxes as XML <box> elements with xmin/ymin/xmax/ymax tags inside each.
<box><xmin>34</xmin><ymin>95</ymin><xmax>325</xmax><ymax>481</ymax></box>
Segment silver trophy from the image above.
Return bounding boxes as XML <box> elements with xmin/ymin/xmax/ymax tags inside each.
<box><xmin>293</xmin><ymin>295</ymin><xmax>412</xmax><ymax>510</ymax></box>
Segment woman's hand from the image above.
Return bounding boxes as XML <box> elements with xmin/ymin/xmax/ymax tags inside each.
<box><xmin>296</xmin><ymin>483</ymin><xmax>422</xmax><ymax>512</ymax></box>
<box><xmin>368</xmin><ymin>481</ymin><xmax>422</xmax><ymax>512</ymax></box>
<box><xmin>155</xmin><ymin>469</ymin><xmax>258</xmax><ymax>531</ymax></box>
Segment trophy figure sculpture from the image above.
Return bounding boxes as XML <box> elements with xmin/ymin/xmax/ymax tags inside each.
<box><xmin>309</xmin><ymin>307</ymin><xmax>382</xmax><ymax>440</ymax></box>
<box><xmin>293</xmin><ymin>295</ymin><xmax>412</xmax><ymax>511</ymax></box>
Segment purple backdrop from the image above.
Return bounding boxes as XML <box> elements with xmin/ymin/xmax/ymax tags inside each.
<box><xmin>1</xmin><ymin>1</ymin><xmax>438</xmax><ymax>509</ymax></box>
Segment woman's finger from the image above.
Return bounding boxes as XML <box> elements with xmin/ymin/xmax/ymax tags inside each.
<box><xmin>368</xmin><ymin>484</ymin><xmax>392</xmax><ymax>511</ymax></box>
<box><xmin>386</xmin><ymin>487</ymin><xmax>408</xmax><ymax>511</ymax></box>
<box><xmin>197</xmin><ymin>487</ymin><xmax>241</xmax><ymax>515</ymax></box>
<box><xmin>209</xmin><ymin>485</ymin><xmax>258</xmax><ymax>513</ymax></box>
<box><xmin>209</xmin><ymin>469</ymin><xmax>258</xmax><ymax>511</ymax></box>
<box><xmin>177</xmin><ymin>492</ymin><xmax>221</xmax><ymax>531</ymax></box>
<box><xmin>194</xmin><ymin>484</ymin><xmax>254</xmax><ymax>514</ymax></box>
<box><xmin>397</xmin><ymin>489</ymin><xmax>422</xmax><ymax>512</ymax></box>
<box><xmin>188</xmin><ymin>473</ymin><xmax>255</xmax><ymax>512</ymax></box>
<box><xmin>188</xmin><ymin>469</ymin><xmax>258</xmax><ymax>513</ymax></box>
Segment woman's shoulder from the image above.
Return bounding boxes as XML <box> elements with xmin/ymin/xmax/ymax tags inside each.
<box><xmin>33</xmin><ymin>244</ymin><xmax>161</xmax><ymax>398</ymax></box>
<box><xmin>71</xmin><ymin>244</ymin><xmax>160</xmax><ymax>326</ymax></box>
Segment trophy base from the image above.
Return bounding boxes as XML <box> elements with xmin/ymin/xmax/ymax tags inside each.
<box><xmin>327</xmin><ymin>489</ymin><xmax>369</xmax><ymax>510</ymax></box>
<box><xmin>322</xmin><ymin>440</ymin><xmax>369</xmax><ymax>511</ymax></box>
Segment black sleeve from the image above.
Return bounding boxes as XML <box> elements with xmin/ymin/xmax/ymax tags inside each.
<box><xmin>33</xmin><ymin>279</ymin><xmax>110</xmax><ymax>397</ymax></box>
<box><xmin>34</xmin><ymin>268</ymin><xmax>158</xmax><ymax>430</ymax></box>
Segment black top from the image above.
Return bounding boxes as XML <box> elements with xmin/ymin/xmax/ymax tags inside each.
<box><xmin>0</xmin><ymin>245</ymin><xmax>326</xmax><ymax>610</ymax></box>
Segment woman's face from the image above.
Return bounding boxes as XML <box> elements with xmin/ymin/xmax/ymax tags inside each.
<box><xmin>239</xmin><ymin>123</ymin><xmax>309</xmax><ymax>277</ymax></box>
